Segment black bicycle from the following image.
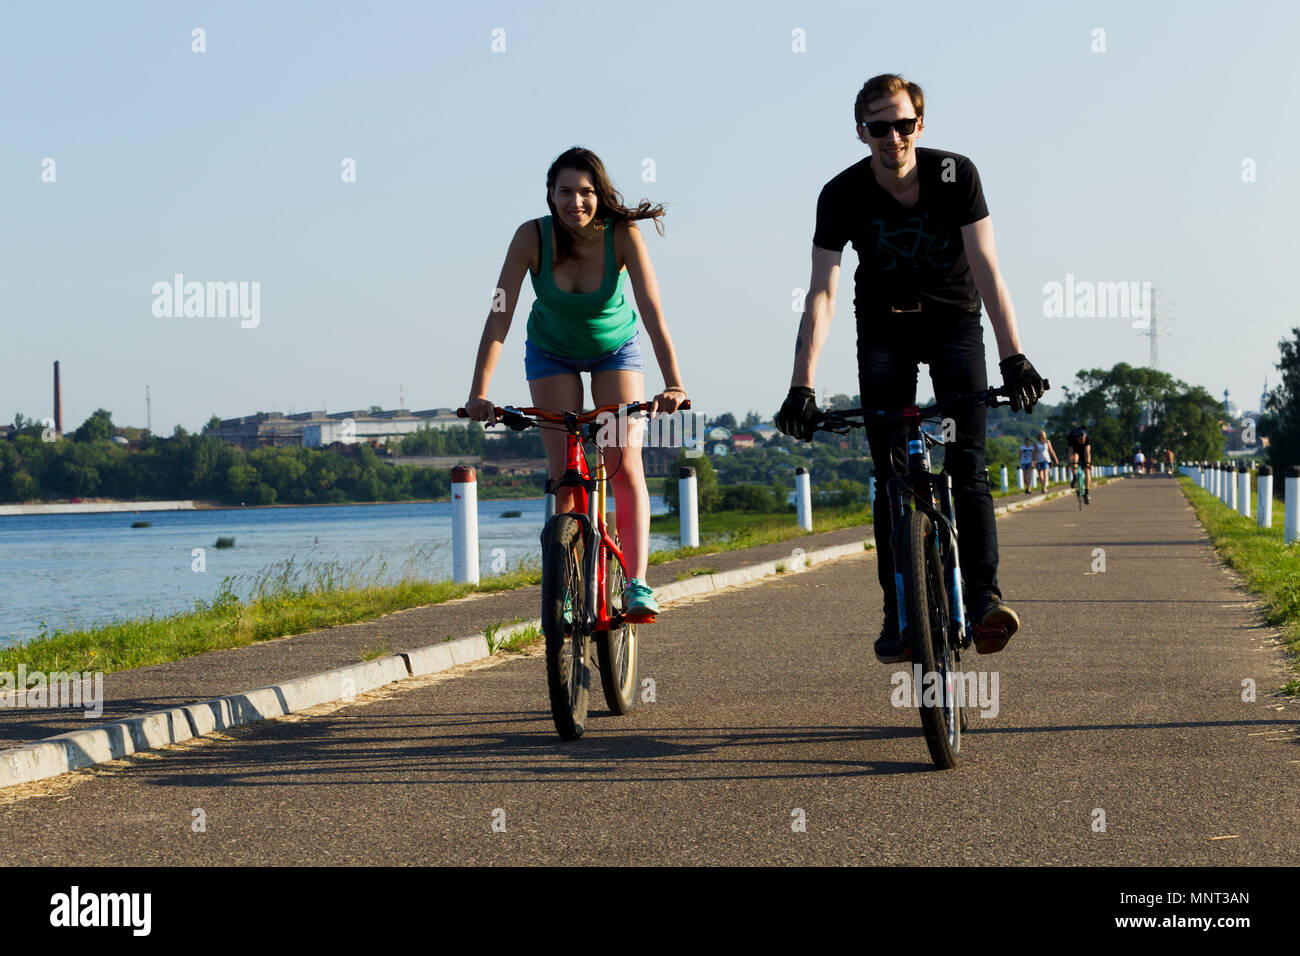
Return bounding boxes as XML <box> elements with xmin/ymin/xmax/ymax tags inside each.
<box><xmin>815</xmin><ymin>381</ymin><xmax>1048</xmax><ymax>768</ymax></box>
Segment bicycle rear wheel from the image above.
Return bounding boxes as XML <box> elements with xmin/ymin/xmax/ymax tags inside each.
<box><xmin>899</xmin><ymin>510</ymin><xmax>960</xmax><ymax>768</ymax></box>
<box><xmin>541</xmin><ymin>514</ymin><xmax>590</xmax><ymax>740</ymax></box>
<box><xmin>595</xmin><ymin>540</ymin><xmax>638</xmax><ymax>715</ymax></box>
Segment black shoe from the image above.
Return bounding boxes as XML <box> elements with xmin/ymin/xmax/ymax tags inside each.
<box><xmin>1083</xmin><ymin>490</ymin><xmax>1090</xmax><ymax>505</ymax></box>
<box><xmin>970</xmin><ymin>594</ymin><xmax>1020</xmax><ymax>655</ymax></box>
<box><xmin>1070</xmin><ymin>472</ymin><xmax>1078</xmax><ymax>489</ymax></box>
<box><xmin>873</xmin><ymin>613</ymin><xmax>908</xmax><ymax>664</ymax></box>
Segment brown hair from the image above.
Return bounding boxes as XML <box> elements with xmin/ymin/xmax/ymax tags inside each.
<box><xmin>854</xmin><ymin>74</ymin><xmax>925</xmax><ymax>125</ymax></box>
<box><xmin>545</xmin><ymin>147</ymin><xmax>665</xmax><ymax>264</ymax></box>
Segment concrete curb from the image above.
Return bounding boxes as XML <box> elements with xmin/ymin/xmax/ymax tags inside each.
<box><xmin>0</xmin><ymin>482</ymin><xmax>1097</xmax><ymax>789</ymax></box>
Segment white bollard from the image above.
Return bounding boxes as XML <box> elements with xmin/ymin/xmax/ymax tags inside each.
<box><xmin>1237</xmin><ymin>466</ymin><xmax>1250</xmax><ymax>518</ymax></box>
<box><xmin>1258</xmin><ymin>466</ymin><xmax>1273</xmax><ymax>529</ymax></box>
<box><xmin>1000</xmin><ymin>466</ymin><xmax>1008</xmax><ymax>493</ymax></box>
<box><xmin>544</xmin><ymin>480</ymin><xmax>556</xmax><ymax>522</ymax></box>
<box><xmin>451</xmin><ymin>465</ymin><xmax>479</xmax><ymax>585</ymax></box>
<box><xmin>795</xmin><ymin>466</ymin><xmax>812</xmax><ymax>531</ymax></box>
<box><xmin>1016</xmin><ymin>467</ymin><xmax>1024</xmax><ymax>490</ymax></box>
<box><xmin>678</xmin><ymin>466</ymin><xmax>699</xmax><ymax>548</ymax></box>
<box><xmin>1227</xmin><ymin>464</ymin><xmax>1238</xmax><ymax>511</ymax></box>
<box><xmin>1287</xmin><ymin>467</ymin><xmax>1300</xmax><ymax>545</ymax></box>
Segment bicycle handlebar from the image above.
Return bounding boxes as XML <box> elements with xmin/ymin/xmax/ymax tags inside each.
<box><xmin>457</xmin><ymin>399</ymin><xmax>692</xmax><ymax>431</ymax></box>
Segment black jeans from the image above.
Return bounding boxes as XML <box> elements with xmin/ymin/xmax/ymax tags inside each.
<box><xmin>858</xmin><ymin>314</ymin><xmax>1000</xmax><ymax>614</ymax></box>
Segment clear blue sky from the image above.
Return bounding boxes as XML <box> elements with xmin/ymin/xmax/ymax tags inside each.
<box><xmin>3</xmin><ymin>0</ymin><xmax>1296</xmax><ymax>433</ymax></box>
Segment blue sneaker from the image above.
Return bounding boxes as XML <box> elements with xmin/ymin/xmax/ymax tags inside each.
<box><xmin>624</xmin><ymin>578</ymin><xmax>659</xmax><ymax>617</ymax></box>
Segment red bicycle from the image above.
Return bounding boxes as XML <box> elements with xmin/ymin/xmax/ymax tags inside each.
<box><xmin>458</xmin><ymin>400</ymin><xmax>688</xmax><ymax>739</ymax></box>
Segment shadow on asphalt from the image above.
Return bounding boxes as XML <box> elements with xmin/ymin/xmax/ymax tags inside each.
<box><xmin>111</xmin><ymin>707</ymin><xmax>1298</xmax><ymax>790</ymax></box>
<box><xmin>118</xmin><ymin>712</ymin><xmax>944</xmax><ymax>785</ymax></box>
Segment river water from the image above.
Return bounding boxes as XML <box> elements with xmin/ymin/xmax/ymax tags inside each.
<box><xmin>0</xmin><ymin>498</ymin><xmax>673</xmax><ymax>645</ymax></box>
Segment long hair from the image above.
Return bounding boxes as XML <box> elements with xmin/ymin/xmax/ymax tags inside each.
<box><xmin>545</xmin><ymin>147</ymin><xmax>665</xmax><ymax>264</ymax></box>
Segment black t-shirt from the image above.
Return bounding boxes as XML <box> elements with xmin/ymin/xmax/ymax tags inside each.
<box><xmin>813</xmin><ymin>147</ymin><xmax>989</xmax><ymax>319</ymax></box>
<box><xmin>1067</xmin><ymin>428</ymin><xmax>1090</xmax><ymax>454</ymax></box>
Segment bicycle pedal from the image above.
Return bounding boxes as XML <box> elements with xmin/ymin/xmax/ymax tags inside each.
<box><xmin>624</xmin><ymin>612</ymin><xmax>657</xmax><ymax>624</ymax></box>
<box><xmin>971</xmin><ymin>623</ymin><xmax>1010</xmax><ymax>638</ymax></box>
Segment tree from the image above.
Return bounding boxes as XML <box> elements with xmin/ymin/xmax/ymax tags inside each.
<box><xmin>707</xmin><ymin>413</ymin><xmax>737</xmax><ymax>431</ymax></box>
<box><xmin>1264</xmin><ymin>326</ymin><xmax>1300</xmax><ymax>472</ymax></box>
<box><xmin>1048</xmin><ymin>364</ymin><xmax>1221</xmax><ymax>463</ymax></box>
<box><xmin>741</xmin><ymin>410</ymin><xmax>762</xmax><ymax>430</ymax></box>
<box><xmin>203</xmin><ymin>415</ymin><xmax>222</xmax><ymax>433</ymax></box>
<box><xmin>661</xmin><ymin>449</ymin><xmax>719</xmax><ymax>515</ymax></box>
<box><xmin>73</xmin><ymin>409</ymin><xmax>115</xmax><ymax>442</ymax></box>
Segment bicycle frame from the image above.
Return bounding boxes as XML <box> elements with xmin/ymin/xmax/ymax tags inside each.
<box><xmin>887</xmin><ymin>408</ymin><xmax>967</xmax><ymax>649</ymax></box>
<box><xmin>546</xmin><ymin>415</ymin><xmax>632</xmax><ymax>632</ymax></box>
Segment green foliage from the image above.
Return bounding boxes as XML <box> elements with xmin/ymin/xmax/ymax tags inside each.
<box><xmin>397</xmin><ymin>423</ymin><xmax>485</xmax><ymax>457</ymax></box>
<box><xmin>1047</xmin><ymin>363</ymin><xmax>1223</xmax><ymax>463</ymax></box>
<box><xmin>1264</xmin><ymin>326</ymin><xmax>1300</xmax><ymax>472</ymax></box>
<box><xmin>73</xmin><ymin>408</ymin><xmax>115</xmax><ymax>442</ymax></box>
<box><xmin>661</xmin><ymin>449</ymin><xmax>719</xmax><ymax>515</ymax></box>
<box><xmin>718</xmin><ymin>483</ymin><xmax>787</xmax><ymax>512</ymax></box>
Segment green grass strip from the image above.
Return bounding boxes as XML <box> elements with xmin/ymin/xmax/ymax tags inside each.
<box><xmin>1179</xmin><ymin>476</ymin><xmax>1300</xmax><ymax>694</ymax></box>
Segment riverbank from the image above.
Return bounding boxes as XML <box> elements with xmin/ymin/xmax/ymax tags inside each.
<box><xmin>0</xmin><ymin>505</ymin><xmax>870</xmax><ymax>675</ymax></box>
<box><xmin>0</xmin><ymin>500</ymin><xmax>196</xmax><ymax>516</ymax></box>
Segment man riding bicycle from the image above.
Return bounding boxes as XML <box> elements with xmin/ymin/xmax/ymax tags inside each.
<box><xmin>1066</xmin><ymin>426</ymin><xmax>1091</xmax><ymax>504</ymax></box>
<box><xmin>775</xmin><ymin>73</ymin><xmax>1045</xmax><ymax>663</ymax></box>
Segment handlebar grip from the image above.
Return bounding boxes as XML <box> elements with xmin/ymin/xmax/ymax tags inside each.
<box><xmin>456</xmin><ymin>408</ymin><xmax>467</xmax><ymax>418</ymax></box>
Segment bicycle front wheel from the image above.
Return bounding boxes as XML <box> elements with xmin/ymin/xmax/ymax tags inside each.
<box><xmin>595</xmin><ymin>542</ymin><xmax>638</xmax><ymax>715</ymax></box>
<box><xmin>541</xmin><ymin>514</ymin><xmax>591</xmax><ymax>740</ymax></box>
<box><xmin>899</xmin><ymin>510</ymin><xmax>960</xmax><ymax>769</ymax></box>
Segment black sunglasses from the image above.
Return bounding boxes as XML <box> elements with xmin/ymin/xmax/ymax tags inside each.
<box><xmin>860</xmin><ymin>117</ymin><xmax>918</xmax><ymax>137</ymax></box>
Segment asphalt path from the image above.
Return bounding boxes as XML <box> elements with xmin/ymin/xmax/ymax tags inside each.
<box><xmin>2</xmin><ymin>476</ymin><xmax>1297</xmax><ymax>865</ymax></box>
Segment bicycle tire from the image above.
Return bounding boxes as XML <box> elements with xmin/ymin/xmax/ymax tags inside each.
<box><xmin>899</xmin><ymin>510</ymin><xmax>960</xmax><ymax>768</ymax></box>
<box><xmin>541</xmin><ymin>514</ymin><xmax>590</xmax><ymax>739</ymax></box>
<box><xmin>595</xmin><ymin>539</ymin><xmax>638</xmax><ymax>715</ymax></box>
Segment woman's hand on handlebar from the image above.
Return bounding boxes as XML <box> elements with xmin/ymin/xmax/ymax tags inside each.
<box><xmin>463</xmin><ymin>397</ymin><xmax>498</xmax><ymax>426</ymax></box>
<box><xmin>651</xmin><ymin>386</ymin><xmax>687</xmax><ymax>417</ymax></box>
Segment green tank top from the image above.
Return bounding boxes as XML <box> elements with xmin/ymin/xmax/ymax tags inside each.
<box><xmin>526</xmin><ymin>216</ymin><xmax>638</xmax><ymax>359</ymax></box>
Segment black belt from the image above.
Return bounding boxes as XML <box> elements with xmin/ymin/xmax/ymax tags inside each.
<box><xmin>888</xmin><ymin>300</ymin><xmax>923</xmax><ymax>313</ymax></box>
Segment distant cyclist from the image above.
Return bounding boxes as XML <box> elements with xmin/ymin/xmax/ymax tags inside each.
<box><xmin>1034</xmin><ymin>429</ymin><xmax>1058</xmax><ymax>491</ymax></box>
<box><xmin>1134</xmin><ymin>449</ymin><xmax>1146</xmax><ymax>477</ymax></box>
<box><xmin>1066</xmin><ymin>426</ymin><xmax>1091</xmax><ymax>504</ymax></box>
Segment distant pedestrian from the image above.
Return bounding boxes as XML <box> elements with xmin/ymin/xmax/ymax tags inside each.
<box><xmin>1034</xmin><ymin>430</ymin><xmax>1058</xmax><ymax>491</ymax></box>
<box><xmin>1021</xmin><ymin>437</ymin><xmax>1035</xmax><ymax>492</ymax></box>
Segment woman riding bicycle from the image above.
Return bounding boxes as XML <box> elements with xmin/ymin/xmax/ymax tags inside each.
<box><xmin>464</xmin><ymin>147</ymin><xmax>687</xmax><ymax>617</ymax></box>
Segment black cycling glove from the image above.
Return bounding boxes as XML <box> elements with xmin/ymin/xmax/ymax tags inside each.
<box><xmin>998</xmin><ymin>354</ymin><xmax>1045</xmax><ymax>413</ymax></box>
<box><xmin>776</xmin><ymin>386</ymin><xmax>820</xmax><ymax>442</ymax></box>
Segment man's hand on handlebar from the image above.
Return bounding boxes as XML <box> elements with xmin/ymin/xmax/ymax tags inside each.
<box><xmin>997</xmin><ymin>354</ymin><xmax>1046</xmax><ymax>413</ymax></box>
<box><xmin>776</xmin><ymin>386</ymin><xmax>820</xmax><ymax>442</ymax></box>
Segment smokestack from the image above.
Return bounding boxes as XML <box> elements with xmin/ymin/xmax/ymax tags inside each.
<box><xmin>53</xmin><ymin>360</ymin><xmax>63</xmax><ymax>436</ymax></box>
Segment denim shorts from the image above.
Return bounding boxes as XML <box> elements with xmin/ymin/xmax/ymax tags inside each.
<box><xmin>524</xmin><ymin>332</ymin><xmax>644</xmax><ymax>381</ymax></box>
